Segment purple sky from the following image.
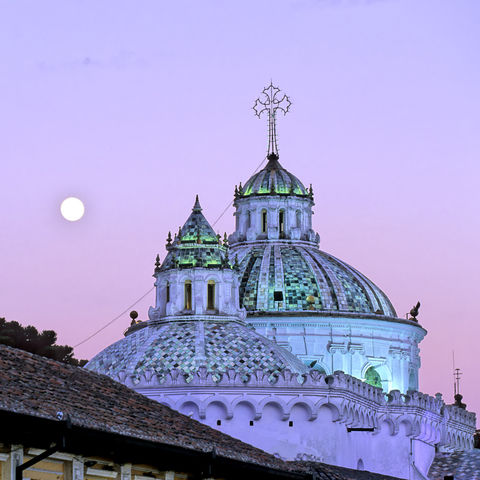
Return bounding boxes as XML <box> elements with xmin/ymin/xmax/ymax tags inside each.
<box><xmin>1</xmin><ymin>0</ymin><xmax>479</xmax><ymax>415</ymax></box>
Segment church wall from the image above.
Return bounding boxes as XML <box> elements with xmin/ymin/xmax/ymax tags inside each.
<box><xmin>248</xmin><ymin>315</ymin><xmax>424</xmax><ymax>394</ymax></box>
<box><xmin>131</xmin><ymin>370</ymin><xmax>475</xmax><ymax>480</ymax></box>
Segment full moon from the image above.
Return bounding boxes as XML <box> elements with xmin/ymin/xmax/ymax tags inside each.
<box><xmin>60</xmin><ymin>197</ymin><xmax>85</xmax><ymax>222</ymax></box>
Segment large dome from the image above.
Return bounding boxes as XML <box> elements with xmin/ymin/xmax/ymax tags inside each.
<box><xmin>86</xmin><ymin>318</ymin><xmax>307</xmax><ymax>383</ymax></box>
<box><xmin>233</xmin><ymin>243</ymin><xmax>397</xmax><ymax>317</ymax></box>
<box><xmin>240</xmin><ymin>153</ymin><xmax>309</xmax><ymax>197</ymax></box>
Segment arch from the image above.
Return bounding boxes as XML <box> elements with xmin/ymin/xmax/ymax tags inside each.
<box><xmin>205</xmin><ymin>400</ymin><xmax>230</xmax><ymax>421</ymax></box>
<box><xmin>203</xmin><ymin>397</ymin><xmax>233</xmax><ymax>419</ymax></box>
<box><xmin>233</xmin><ymin>400</ymin><xmax>257</xmax><ymax>421</ymax></box>
<box><xmin>286</xmin><ymin>399</ymin><xmax>315</xmax><ymax>421</ymax></box>
<box><xmin>314</xmin><ymin>400</ymin><xmax>341</xmax><ymax>422</ymax></box>
<box><xmin>377</xmin><ymin>416</ymin><xmax>396</xmax><ymax>436</ymax></box>
<box><xmin>179</xmin><ymin>400</ymin><xmax>200</xmax><ymax>420</ymax></box>
<box><xmin>364</xmin><ymin>366</ymin><xmax>382</xmax><ymax>388</ymax></box>
<box><xmin>397</xmin><ymin>417</ymin><xmax>414</xmax><ymax>436</ymax></box>
<box><xmin>258</xmin><ymin>397</ymin><xmax>289</xmax><ymax>421</ymax></box>
<box><xmin>357</xmin><ymin>459</ymin><xmax>364</xmax><ymax>471</ymax></box>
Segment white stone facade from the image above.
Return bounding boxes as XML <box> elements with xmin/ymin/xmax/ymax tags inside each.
<box><xmin>115</xmin><ymin>369</ymin><xmax>475</xmax><ymax>480</ymax></box>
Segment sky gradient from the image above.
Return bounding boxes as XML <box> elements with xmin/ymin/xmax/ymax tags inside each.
<box><xmin>1</xmin><ymin>1</ymin><xmax>479</xmax><ymax>415</ymax></box>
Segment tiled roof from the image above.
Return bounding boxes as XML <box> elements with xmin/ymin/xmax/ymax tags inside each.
<box><xmin>161</xmin><ymin>197</ymin><xmax>228</xmax><ymax>271</ymax></box>
<box><xmin>241</xmin><ymin>155</ymin><xmax>309</xmax><ymax>197</ymax></box>
<box><xmin>429</xmin><ymin>450</ymin><xmax>480</xmax><ymax>480</ymax></box>
<box><xmin>0</xmin><ymin>344</ymin><xmax>295</xmax><ymax>472</ymax></box>
<box><xmin>0</xmin><ymin>345</ymin><xmax>405</xmax><ymax>480</ymax></box>
<box><xmin>297</xmin><ymin>462</ymin><xmax>406</xmax><ymax>480</ymax></box>
<box><xmin>86</xmin><ymin>319</ymin><xmax>307</xmax><ymax>382</ymax></box>
<box><xmin>233</xmin><ymin>244</ymin><xmax>397</xmax><ymax>317</ymax></box>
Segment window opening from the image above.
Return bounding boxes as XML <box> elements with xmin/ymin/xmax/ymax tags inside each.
<box><xmin>207</xmin><ymin>281</ymin><xmax>215</xmax><ymax>310</ymax></box>
<box><xmin>184</xmin><ymin>281</ymin><xmax>192</xmax><ymax>310</ymax></box>
<box><xmin>216</xmin><ymin>420</ymin><xmax>222</xmax><ymax>426</ymax></box>
<box><xmin>279</xmin><ymin>210</ymin><xmax>285</xmax><ymax>235</ymax></box>
<box><xmin>288</xmin><ymin>421</ymin><xmax>293</xmax><ymax>427</ymax></box>
<box><xmin>261</xmin><ymin>210</ymin><xmax>267</xmax><ymax>233</ymax></box>
<box><xmin>296</xmin><ymin>210</ymin><xmax>301</xmax><ymax>228</ymax></box>
<box><xmin>166</xmin><ymin>282</ymin><xmax>170</xmax><ymax>303</ymax></box>
<box><xmin>365</xmin><ymin>367</ymin><xmax>382</xmax><ymax>388</ymax></box>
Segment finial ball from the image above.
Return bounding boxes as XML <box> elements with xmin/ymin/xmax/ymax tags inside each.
<box><xmin>129</xmin><ymin>310</ymin><xmax>139</xmax><ymax>320</ymax></box>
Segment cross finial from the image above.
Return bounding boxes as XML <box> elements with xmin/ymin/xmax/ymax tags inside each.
<box><xmin>253</xmin><ymin>82</ymin><xmax>291</xmax><ymax>158</ymax></box>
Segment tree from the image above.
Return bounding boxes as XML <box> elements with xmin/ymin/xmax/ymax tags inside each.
<box><xmin>0</xmin><ymin>318</ymin><xmax>87</xmax><ymax>366</ymax></box>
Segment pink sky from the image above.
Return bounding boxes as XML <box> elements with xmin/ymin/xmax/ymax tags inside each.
<box><xmin>1</xmin><ymin>0</ymin><xmax>479</xmax><ymax>415</ymax></box>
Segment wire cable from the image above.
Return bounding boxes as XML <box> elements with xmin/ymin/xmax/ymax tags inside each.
<box><xmin>74</xmin><ymin>157</ymin><xmax>267</xmax><ymax>349</ymax></box>
<box><xmin>73</xmin><ymin>286</ymin><xmax>155</xmax><ymax>348</ymax></box>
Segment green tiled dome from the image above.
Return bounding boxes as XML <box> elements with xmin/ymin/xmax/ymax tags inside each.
<box><xmin>86</xmin><ymin>319</ymin><xmax>307</xmax><ymax>383</ymax></box>
<box><xmin>161</xmin><ymin>196</ymin><xmax>229</xmax><ymax>271</ymax></box>
<box><xmin>240</xmin><ymin>154</ymin><xmax>309</xmax><ymax>197</ymax></box>
<box><xmin>233</xmin><ymin>244</ymin><xmax>397</xmax><ymax>317</ymax></box>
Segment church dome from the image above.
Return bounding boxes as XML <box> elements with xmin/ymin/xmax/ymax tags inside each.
<box><xmin>239</xmin><ymin>153</ymin><xmax>310</xmax><ymax>198</ymax></box>
<box><xmin>86</xmin><ymin>318</ymin><xmax>307</xmax><ymax>383</ymax></box>
<box><xmin>234</xmin><ymin>243</ymin><xmax>397</xmax><ymax>317</ymax></box>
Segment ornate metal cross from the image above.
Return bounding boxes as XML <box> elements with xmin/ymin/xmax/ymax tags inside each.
<box><xmin>253</xmin><ymin>82</ymin><xmax>291</xmax><ymax>158</ymax></box>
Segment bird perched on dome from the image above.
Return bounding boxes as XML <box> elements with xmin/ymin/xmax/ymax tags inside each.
<box><xmin>409</xmin><ymin>301</ymin><xmax>421</xmax><ymax>321</ymax></box>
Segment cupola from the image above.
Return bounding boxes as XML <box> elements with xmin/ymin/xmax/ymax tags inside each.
<box><xmin>148</xmin><ymin>196</ymin><xmax>244</xmax><ymax>321</ymax></box>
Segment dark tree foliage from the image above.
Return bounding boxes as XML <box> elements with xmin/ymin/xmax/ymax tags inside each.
<box><xmin>0</xmin><ymin>318</ymin><xmax>88</xmax><ymax>366</ymax></box>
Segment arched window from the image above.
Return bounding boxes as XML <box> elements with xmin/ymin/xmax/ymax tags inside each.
<box><xmin>247</xmin><ymin>210</ymin><xmax>251</xmax><ymax>229</ymax></box>
<box><xmin>166</xmin><ymin>281</ymin><xmax>170</xmax><ymax>303</ymax></box>
<box><xmin>365</xmin><ymin>367</ymin><xmax>382</xmax><ymax>388</ymax></box>
<box><xmin>296</xmin><ymin>210</ymin><xmax>301</xmax><ymax>228</ymax></box>
<box><xmin>184</xmin><ymin>280</ymin><xmax>192</xmax><ymax>310</ymax></box>
<box><xmin>207</xmin><ymin>280</ymin><xmax>215</xmax><ymax>310</ymax></box>
<box><xmin>261</xmin><ymin>210</ymin><xmax>267</xmax><ymax>233</ymax></box>
<box><xmin>279</xmin><ymin>210</ymin><xmax>285</xmax><ymax>235</ymax></box>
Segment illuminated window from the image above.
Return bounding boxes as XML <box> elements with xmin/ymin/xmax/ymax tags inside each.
<box><xmin>261</xmin><ymin>210</ymin><xmax>267</xmax><ymax>233</ymax></box>
<box><xmin>279</xmin><ymin>210</ymin><xmax>285</xmax><ymax>235</ymax></box>
<box><xmin>365</xmin><ymin>367</ymin><xmax>382</xmax><ymax>388</ymax></box>
<box><xmin>166</xmin><ymin>282</ymin><xmax>170</xmax><ymax>303</ymax></box>
<box><xmin>184</xmin><ymin>281</ymin><xmax>192</xmax><ymax>310</ymax></box>
<box><xmin>207</xmin><ymin>280</ymin><xmax>215</xmax><ymax>310</ymax></box>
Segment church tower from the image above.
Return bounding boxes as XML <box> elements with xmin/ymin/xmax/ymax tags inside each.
<box><xmin>228</xmin><ymin>83</ymin><xmax>425</xmax><ymax>394</ymax></box>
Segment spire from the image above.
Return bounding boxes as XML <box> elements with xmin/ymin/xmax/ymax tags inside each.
<box><xmin>253</xmin><ymin>82</ymin><xmax>291</xmax><ymax>158</ymax></box>
<box><xmin>192</xmin><ymin>194</ymin><xmax>202</xmax><ymax>212</ymax></box>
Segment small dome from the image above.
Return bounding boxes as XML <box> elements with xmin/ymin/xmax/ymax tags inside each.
<box><xmin>161</xmin><ymin>196</ymin><xmax>228</xmax><ymax>271</ymax></box>
<box><xmin>234</xmin><ymin>244</ymin><xmax>397</xmax><ymax>317</ymax></box>
<box><xmin>240</xmin><ymin>154</ymin><xmax>309</xmax><ymax>198</ymax></box>
<box><xmin>86</xmin><ymin>319</ymin><xmax>307</xmax><ymax>383</ymax></box>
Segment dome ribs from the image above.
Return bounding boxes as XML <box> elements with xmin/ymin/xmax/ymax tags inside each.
<box><xmin>307</xmin><ymin>250</ymin><xmax>350</xmax><ymax>311</ymax></box>
<box><xmin>316</xmin><ymin>252</ymin><xmax>376</xmax><ymax>314</ymax></box>
<box><xmin>273</xmin><ymin>245</ymin><xmax>286</xmax><ymax>308</ymax></box>
<box><xmin>239</xmin><ymin>247</ymin><xmax>264</xmax><ymax>310</ymax></box>
<box><xmin>300</xmin><ymin>248</ymin><xmax>337</xmax><ymax>310</ymax></box>
<box><xmin>256</xmin><ymin>245</ymin><xmax>272</xmax><ymax>310</ymax></box>
<box><xmin>280</xmin><ymin>247</ymin><xmax>321</xmax><ymax>311</ymax></box>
